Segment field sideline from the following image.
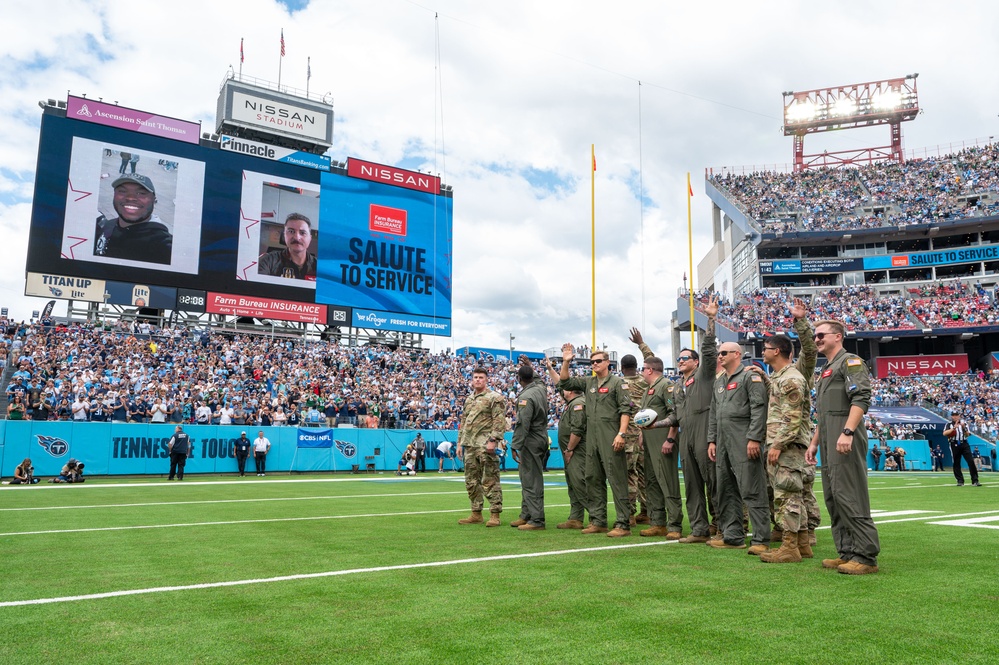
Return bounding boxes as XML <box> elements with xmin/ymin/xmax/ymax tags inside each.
<box><xmin>2</xmin><ymin>470</ymin><xmax>997</xmax><ymax>664</ymax></box>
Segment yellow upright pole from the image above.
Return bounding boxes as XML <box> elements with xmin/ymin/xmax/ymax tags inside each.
<box><xmin>687</xmin><ymin>172</ymin><xmax>696</xmax><ymax>348</ymax></box>
<box><xmin>591</xmin><ymin>144</ymin><xmax>597</xmax><ymax>354</ymax></box>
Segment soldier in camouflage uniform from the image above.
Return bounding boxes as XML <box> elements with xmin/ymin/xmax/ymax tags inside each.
<box><xmin>546</xmin><ymin>359</ymin><xmax>589</xmax><ymax>529</ymax></box>
<box><xmin>707</xmin><ymin>342</ymin><xmax>771</xmax><ymax>553</ymax></box>
<box><xmin>792</xmin><ymin>307</ymin><xmax>822</xmax><ymax>546</ymax></box>
<box><xmin>808</xmin><ymin>320</ymin><xmax>879</xmax><ymax>575</ymax></box>
<box><xmin>757</xmin><ymin>333</ymin><xmax>810</xmax><ymax>563</ymax></box>
<box><xmin>558</xmin><ymin>344</ymin><xmax>636</xmax><ymax>537</ymax></box>
<box><xmin>456</xmin><ymin>367</ymin><xmax>507</xmax><ymax>526</ymax></box>
<box><xmin>619</xmin><ymin>354</ymin><xmax>649</xmax><ymax>524</ymax></box>
<box><xmin>748</xmin><ymin>299</ymin><xmax>821</xmax><ymax>548</ymax></box>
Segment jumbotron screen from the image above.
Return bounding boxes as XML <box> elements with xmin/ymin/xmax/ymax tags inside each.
<box><xmin>26</xmin><ymin>107</ymin><xmax>453</xmax><ymax>335</ymax></box>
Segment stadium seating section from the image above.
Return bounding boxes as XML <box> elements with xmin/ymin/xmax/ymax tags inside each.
<box><xmin>711</xmin><ymin>143</ymin><xmax>999</xmax><ymax>232</ymax></box>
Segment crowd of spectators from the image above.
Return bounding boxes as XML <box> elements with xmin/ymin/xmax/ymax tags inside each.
<box><xmin>871</xmin><ymin>370</ymin><xmax>999</xmax><ymax>440</ymax></box>
<box><xmin>692</xmin><ymin>281</ymin><xmax>999</xmax><ymax>333</ymax></box>
<box><xmin>711</xmin><ymin>142</ymin><xmax>999</xmax><ymax>233</ymax></box>
<box><xmin>1</xmin><ymin>315</ymin><xmax>591</xmax><ymax>432</ymax></box>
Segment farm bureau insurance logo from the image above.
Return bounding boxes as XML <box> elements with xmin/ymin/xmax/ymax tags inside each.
<box><xmin>334</xmin><ymin>441</ymin><xmax>357</xmax><ymax>458</ymax></box>
<box><xmin>37</xmin><ymin>434</ymin><xmax>70</xmax><ymax>458</ymax></box>
<box><xmin>368</xmin><ymin>204</ymin><xmax>408</xmax><ymax>237</ymax></box>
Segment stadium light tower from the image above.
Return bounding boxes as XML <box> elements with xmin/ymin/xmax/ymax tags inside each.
<box><xmin>782</xmin><ymin>75</ymin><xmax>919</xmax><ymax>171</ymax></box>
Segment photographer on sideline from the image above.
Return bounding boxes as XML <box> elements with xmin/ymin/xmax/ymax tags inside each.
<box><xmin>51</xmin><ymin>459</ymin><xmax>85</xmax><ymax>483</ymax></box>
<box><xmin>12</xmin><ymin>458</ymin><xmax>39</xmax><ymax>485</ymax></box>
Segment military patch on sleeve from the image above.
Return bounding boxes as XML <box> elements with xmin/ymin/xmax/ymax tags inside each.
<box><xmin>846</xmin><ymin>358</ymin><xmax>863</xmax><ymax>367</ymax></box>
<box><xmin>518</xmin><ymin>399</ymin><xmax>528</xmax><ymax>406</ymax></box>
<box><xmin>847</xmin><ymin>384</ymin><xmax>858</xmax><ymax>394</ymax></box>
<box><xmin>667</xmin><ymin>385</ymin><xmax>674</xmax><ymax>392</ymax></box>
<box><xmin>573</xmin><ymin>404</ymin><xmax>584</xmax><ymax>411</ymax></box>
<box><xmin>750</xmin><ymin>375</ymin><xmax>763</xmax><ymax>383</ymax></box>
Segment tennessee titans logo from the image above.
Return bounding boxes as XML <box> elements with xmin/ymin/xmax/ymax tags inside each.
<box><xmin>49</xmin><ymin>287</ymin><xmax>63</xmax><ymax>297</ymax></box>
<box><xmin>37</xmin><ymin>435</ymin><xmax>69</xmax><ymax>458</ymax></box>
<box><xmin>334</xmin><ymin>440</ymin><xmax>357</xmax><ymax>458</ymax></box>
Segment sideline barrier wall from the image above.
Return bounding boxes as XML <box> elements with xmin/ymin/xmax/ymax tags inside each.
<box><xmin>0</xmin><ymin>422</ymin><xmax>561</xmax><ymax>477</ymax></box>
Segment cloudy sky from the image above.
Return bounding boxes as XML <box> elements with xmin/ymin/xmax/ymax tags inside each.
<box><xmin>1</xmin><ymin>0</ymin><xmax>997</xmax><ymax>359</ymax></box>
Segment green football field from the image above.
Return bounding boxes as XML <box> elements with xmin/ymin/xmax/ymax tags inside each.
<box><xmin>2</xmin><ymin>469</ymin><xmax>997</xmax><ymax>664</ymax></box>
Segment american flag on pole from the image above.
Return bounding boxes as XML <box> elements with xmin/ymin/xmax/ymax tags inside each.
<box><xmin>280</xmin><ymin>30</ymin><xmax>286</xmax><ymax>57</ymax></box>
<box><xmin>240</xmin><ymin>38</ymin><xmax>244</xmax><ymax>63</ymax></box>
<box><xmin>307</xmin><ymin>56</ymin><xmax>311</xmax><ymax>81</ymax></box>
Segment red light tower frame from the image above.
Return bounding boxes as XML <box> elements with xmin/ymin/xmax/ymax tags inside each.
<box><xmin>782</xmin><ymin>76</ymin><xmax>919</xmax><ymax>171</ymax></box>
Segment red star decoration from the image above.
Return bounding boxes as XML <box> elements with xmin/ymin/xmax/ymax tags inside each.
<box><xmin>61</xmin><ymin>236</ymin><xmax>88</xmax><ymax>260</ymax></box>
<box><xmin>67</xmin><ymin>178</ymin><xmax>92</xmax><ymax>202</ymax></box>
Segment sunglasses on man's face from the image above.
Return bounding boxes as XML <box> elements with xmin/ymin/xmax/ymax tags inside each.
<box><xmin>676</xmin><ymin>356</ymin><xmax>693</xmax><ymax>362</ymax></box>
<box><xmin>813</xmin><ymin>332</ymin><xmax>838</xmax><ymax>340</ymax></box>
<box><xmin>717</xmin><ymin>350</ymin><xmax>737</xmax><ymax>357</ymax></box>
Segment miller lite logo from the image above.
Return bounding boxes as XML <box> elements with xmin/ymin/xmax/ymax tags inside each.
<box><xmin>334</xmin><ymin>440</ymin><xmax>357</xmax><ymax>458</ymax></box>
<box><xmin>37</xmin><ymin>434</ymin><xmax>70</xmax><ymax>458</ymax></box>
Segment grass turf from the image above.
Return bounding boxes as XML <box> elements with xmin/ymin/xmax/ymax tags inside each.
<box><xmin>1</xmin><ymin>470</ymin><xmax>997</xmax><ymax>664</ymax></box>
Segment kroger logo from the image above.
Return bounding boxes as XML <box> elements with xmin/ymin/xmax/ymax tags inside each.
<box><xmin>357</xmin><ymin>312</ymin><xmax>387</xmax><ymax>326</ymax></box>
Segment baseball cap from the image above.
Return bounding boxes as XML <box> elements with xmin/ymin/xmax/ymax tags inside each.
<box><xmin>111</xmin><ymin>173</ymin><xmax>156</xmax><ymax>195</ymax></box>
<box><xmin>241</xmin><ymin>431</ymin><xmax>247</xmax><ymax>435</ymax></box>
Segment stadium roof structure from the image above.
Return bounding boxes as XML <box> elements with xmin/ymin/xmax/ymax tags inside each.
<box><xmin>782</xmin><ymin>75</ymin><xmax>919</xmax><ymax>171</ymax></box>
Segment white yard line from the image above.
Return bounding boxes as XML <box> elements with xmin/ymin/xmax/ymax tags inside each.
<box><xmin>928</xmin><ymin>515</ymin><xmax>999</xmax><ymax>530</ymax></box>
<box><xmin>0</xmin><ymin>490</ymin><xmax>471</xmax><ymax>512</ymax></box>
<box><xmin>0</xmin><ymin>540</ymin><xmax>675</xmax><ymax>607</ymax></box>
<box><xmin>0</xmin><ymin>503</ymin><xmax>571</xmax><ymax>537</ymax></box>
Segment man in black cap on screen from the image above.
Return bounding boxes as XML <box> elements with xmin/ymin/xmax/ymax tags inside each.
<box><xmin>94</xmin><ymin>173</ymin><xmax>173</xmax><ymax>265</ymax></box>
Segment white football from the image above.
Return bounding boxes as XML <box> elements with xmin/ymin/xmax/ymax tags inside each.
<box><xmin>633</xmin><ymin>408</ymin><xmax>658</xmax><ymax>427</ymax></box>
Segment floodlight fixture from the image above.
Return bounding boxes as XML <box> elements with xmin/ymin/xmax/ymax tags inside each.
<box><xmin>781</xmin><ymin>76</ymin><xmax>920</xmax><ymax>171</ymax></box>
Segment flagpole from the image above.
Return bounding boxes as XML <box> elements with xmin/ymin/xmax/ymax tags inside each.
<box><xmin>687</xmin><ymin>172</ymin><xmax>696</xmax><ymax>348</ymax></box>
<box><xmin>278</xmin><ymin>30</ymin><xmax>284</xmax><ymax>89</ymax></box>
<box><xmin>591</xmin><ymin>144</ymin><xmax>597</xmax><ymax>357</ymax></box>
<box><xmin>306</xmin><ymin>56</ymin><xmax>311</xmax><ymax>96</ymax></box>
<box><xmin>239</xmin><ymin>38</ymin><xmax>243</xmax><ymax>78</ymax></box>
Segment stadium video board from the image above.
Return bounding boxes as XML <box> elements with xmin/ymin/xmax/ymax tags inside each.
<box><xmin>26</xmin><ymin>107</ymin><xmax>453</xmax><ymax>335</ymax></box>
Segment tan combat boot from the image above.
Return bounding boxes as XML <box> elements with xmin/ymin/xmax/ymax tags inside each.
<box><xmin>581</xmin><ymin>524</ymin><xmax>609</xmax><ymax>534</ymax></box>
<box><xmin>747</xmin><ymin>543</ymin><xmax>770</xmax><ymax>556</ymax></box>
<box><xmin>485</xmin><ymin>513</ymin><xmax>501</xmax><ymax>527</ymax></box>
<box><xmin>556</xmin><ymin>519</ymin><xmax>584</xmax><ymax>529</ymax></box>
<box><xmin>639</xmin><ymin>526</ymin><xmax>669</xmax><ymax>537</ymax></box>
<box><xmin>458</xmin><ymin>511</ymin><xmax>483</xmax><ymax>525</ymax></box>
<box><xmin>822</xmin><ymin>557</ymin><xmax>850</xmax><ymax>569</ymax></box>
<box><xmin>808</xmin><ymin>529</ymin><xmax>817</xmax><ymax>546</ymax></box>
<box><xmin>759</xmin><ymin>531</ymin><xmax>802</xmax><ymax>563</ymax></box>
<box><xmin>837</xmin><ymin>560</ymin><xmax>879</xmax><ymax>575</ymax></box>
<box><xmin>770</xmin><ymin>527</ymin><xmax>784</xmax><ymax>543</ymax></box>
<box><xmin>510</xmin><ymin>519</ymin><xmax>527</xmax><ymax>528</ymax></box>
<box><xmin>797</xmin><ymin>530</ymin><xmax>813</xmax><ymax>558</ymax></box>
